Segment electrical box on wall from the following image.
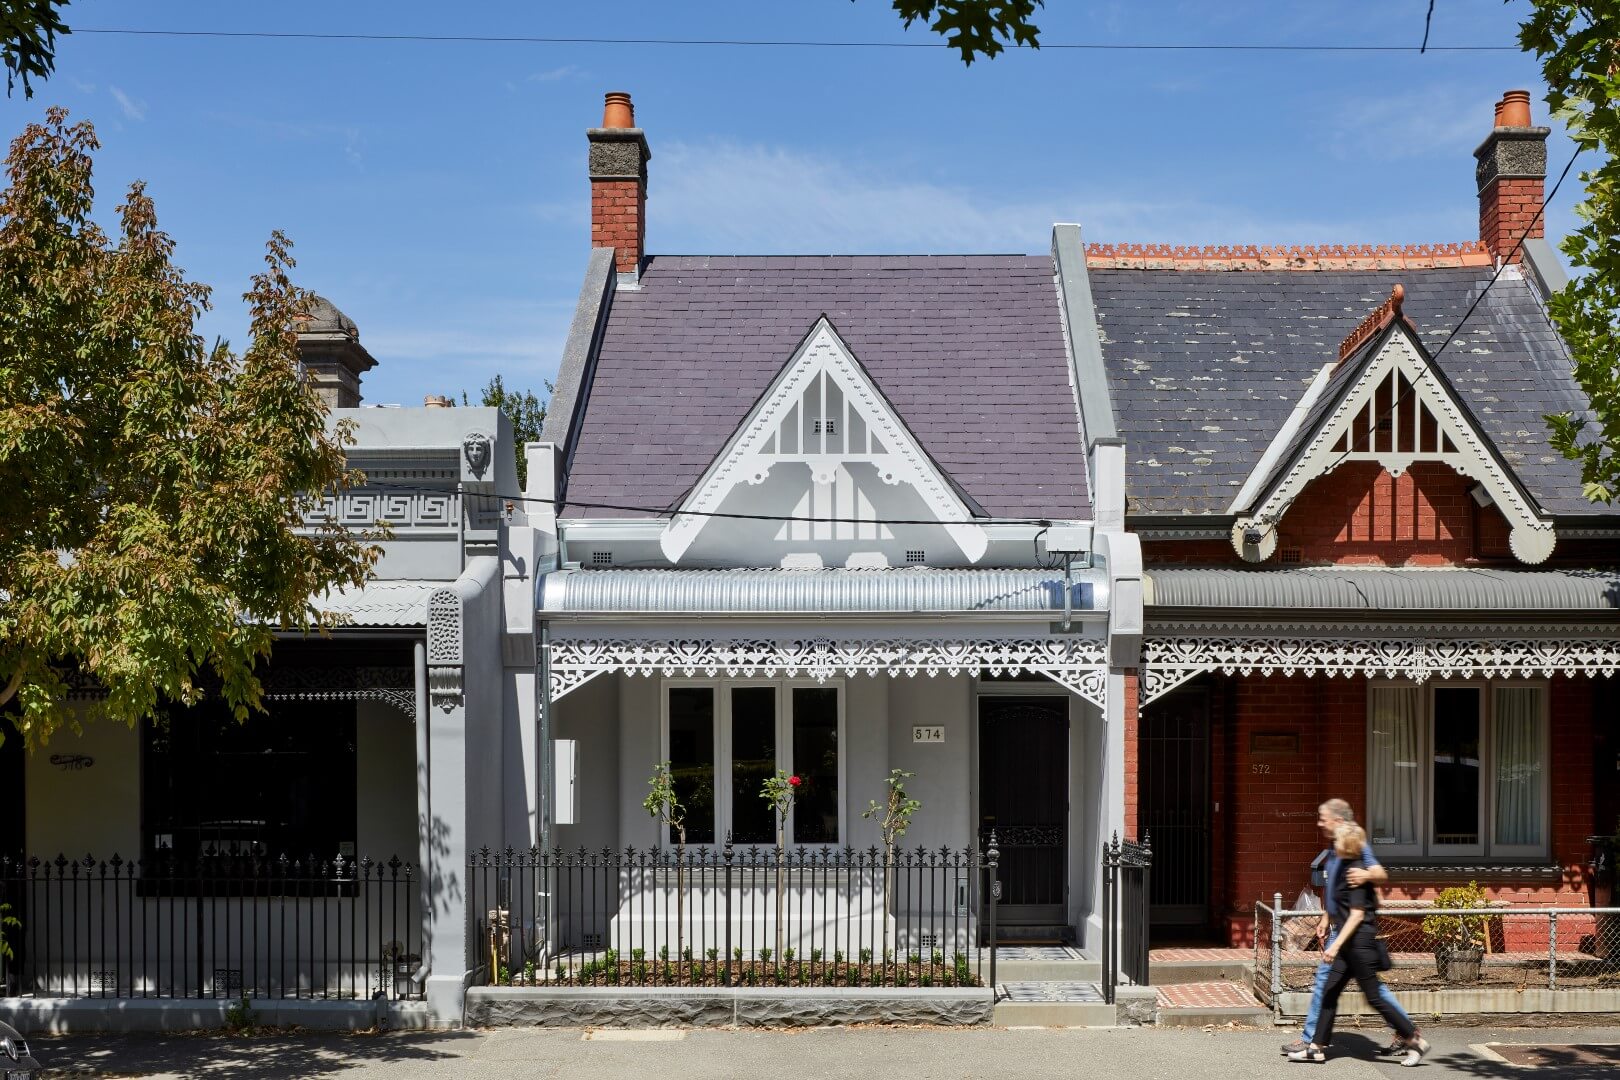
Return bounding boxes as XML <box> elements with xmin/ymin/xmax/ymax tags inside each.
<box><xmin>555</xmin><ymin>739</ymin><xmax>578</xmax><ymax>825</ymax></box>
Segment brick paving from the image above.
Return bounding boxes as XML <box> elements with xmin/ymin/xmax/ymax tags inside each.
<box><xmin>1156</xmin><ymin>981</ymin><xmax>1262</xmax><ymax>1010</ymax></box>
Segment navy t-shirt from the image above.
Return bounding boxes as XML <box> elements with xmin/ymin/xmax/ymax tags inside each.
<box><xmin>1321</xmin><ymin>842</ymin><xmax>1379</xmax><ymax>922</ymax></box>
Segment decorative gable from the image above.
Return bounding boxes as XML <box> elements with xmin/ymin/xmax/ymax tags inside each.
<box><xmin>660</xmin><ymin>317</ymin><xmax>988</xmax><ymax>565</ymax></box>
<box><xmin>1232</xmin><ymin>287</ymin><xmax>1555</xmax><ymax>565</ymax></box>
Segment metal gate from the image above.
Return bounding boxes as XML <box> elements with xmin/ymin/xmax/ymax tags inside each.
<box><xmin>1101</xmin><ymin>832</ymin><xmax>1152</xmax><ymax>1003</ymax></box>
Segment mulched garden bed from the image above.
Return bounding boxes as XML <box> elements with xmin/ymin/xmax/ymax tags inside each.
<box><xmin>496</xmin><ymin>951</ymin><xmax>983</xmax><ymax>989</ymax></box>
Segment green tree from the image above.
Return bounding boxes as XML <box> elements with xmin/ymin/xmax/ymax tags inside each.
<box><xmin>462</xmin><ymin>375</ymin><xmax>548</xmax><ymax>488</ymax></box>
<box><xmin>1523</xmin><ymin>4</ymin><xmax>1620</xmax><ymax>502</ymax></box>
<box><xmin>2</xmin><ymin>0</ymin><xmax>70</xmax><ymax>97</ymax></box>
<box><xmin>881</xmin><ymin>0</ymin><xmax>1042</xmax><ymax>63</ymax></box>
<box><xmin>0</xmin><ymin>109</ymin><xmax>379</xmax><ymax>748</ymax></box>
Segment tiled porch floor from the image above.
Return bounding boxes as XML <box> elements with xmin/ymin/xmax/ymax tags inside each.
<box><xmin>998</xmin><ymin>980</ymin><xmax>1105</xmax><ymax>1002</ymax></box>
<box><xmin>995</xmin><ymin>945</ymin><xmax>1089</xmax><ymax>962</ymax></box>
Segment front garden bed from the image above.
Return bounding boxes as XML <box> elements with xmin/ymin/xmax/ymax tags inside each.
<box><xmin>494</xmin><ymin>948</ymin><xmax>982</xmax><ymax>988</ymax></box>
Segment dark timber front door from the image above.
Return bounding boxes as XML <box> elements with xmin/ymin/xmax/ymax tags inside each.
<box><xmin>979</xmin><ymin>695</ymin><xmax>1068</xmax><ymax>928</ymax></box>
<box><xmin>1141</xmin><ymin>686</ymin><xmax>1211</xmax><ymax>927</ymax></box>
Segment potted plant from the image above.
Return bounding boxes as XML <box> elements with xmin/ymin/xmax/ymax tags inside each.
<box><xmin>1421</xmin><ymin>881</ymin><xmax>1491</xmax><ymax>982</ymax></box>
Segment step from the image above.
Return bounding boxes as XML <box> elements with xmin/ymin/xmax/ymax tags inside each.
<box><xmin>1155</xmin><ymin>981</ymin><xmax>1271</xmax><ymax>1028</ymax></box>
<box><xmin>1149</xmin><ymin>958</ymin><xmax>1252</xmax><ymax>984</ymax></box>
<box><xmin>992</xmin><ymin>958</ymin><xmax>1103</xmax><ymax>983</ymax></box>
<box><xmin>993</xmin><ymin>981</ymin><xmax>1116</xmax><ymax>1028</ymax></box>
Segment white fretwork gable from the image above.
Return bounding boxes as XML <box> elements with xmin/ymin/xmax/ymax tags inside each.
<box><xmin>660</xmin><ymin>317</ymin><xmax>988</xmax><ymax>565</ymax></box>
<box><xmin>1232</xmin><ymin>321</ymin><xmax>1555</xmax><ymax>565</ymax></box>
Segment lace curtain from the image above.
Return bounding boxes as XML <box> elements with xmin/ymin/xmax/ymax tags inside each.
<box><xmin>1493</xmin><ymin>686</ymin><xmax>1545</xmax><ymax>848</ymax></box>
<box><xmin>1368</xmin><ymin>685</ymin><xmax>1421</xmax><ymax>846</ymax></box>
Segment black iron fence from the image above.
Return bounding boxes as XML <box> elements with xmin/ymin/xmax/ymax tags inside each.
<box><xmin>1101</xmin><ymin>831</ymin><xmax>1152</xmax><ymax>1004</ymax></box>
<box><xmin>0</xmin><ymin>854</ymin><xmax>421</xmax><ymax>1000</ymax></box>
<box><xmin>469</xmin><ymin>838</ymin><xmax>999</xmax><ymax>990</ymax></box>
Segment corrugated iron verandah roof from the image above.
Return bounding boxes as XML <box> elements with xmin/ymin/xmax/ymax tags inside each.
<box><xmin>538</xmin><ymin>566</ymin><xmax>1106</xmax><ymax>617</ymax></box>
<box><xmin>1145</xmin><ymin>567</ymin><xmax>1620</xmax><ymax>613</ymax></box>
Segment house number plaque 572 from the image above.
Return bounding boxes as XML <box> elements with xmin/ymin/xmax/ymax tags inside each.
<box><xmin>912</xmin><ymin>726</ymin><xmax>945</xmax><ymax>744</ymax></box>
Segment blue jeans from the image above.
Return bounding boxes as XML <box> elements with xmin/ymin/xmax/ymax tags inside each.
<box><xmin>1302</xmin><ymin>952</ymin><xmax>1411</xmax><ymax>1042</ymax></box>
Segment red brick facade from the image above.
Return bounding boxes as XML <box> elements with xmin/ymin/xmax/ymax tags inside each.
<box><xmin>1480</xmin><ymin>176</ymin><xmax>1544</xmax><ymax>266</ymax></box>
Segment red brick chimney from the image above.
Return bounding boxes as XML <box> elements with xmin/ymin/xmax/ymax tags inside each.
<box><xmin>588</xmin><ymin>91</ymin><xmax>651</xmax><ymax>278</ymax></box>
<box><xmin>1474</xmin><ymin>89</ymin><xmax>1550</xmax><ymax>264</ymax></box>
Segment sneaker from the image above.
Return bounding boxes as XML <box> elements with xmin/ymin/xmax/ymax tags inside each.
<box><xmin>1286</xmin><ymin>1046</ymin><xmax>1326</xmax><ymax>1064</ymax></box>
<box><xmin>1280</xmin><ymin>1040</ymin><xmax>1310</xmax><ymax>1055</ymax></box>
<box><xmin>1400</xmin><ymin>1037</ymin><xmax>1430</xmax><ymax>1068</ymax></box>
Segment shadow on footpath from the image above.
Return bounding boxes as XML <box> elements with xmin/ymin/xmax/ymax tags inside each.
<box><xmin>26</xmin><ymin>1030</ymin><xmax>480</xmax><ymax>1079</ymax></box>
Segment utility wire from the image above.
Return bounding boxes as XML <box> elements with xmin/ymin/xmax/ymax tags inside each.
<box><xmin>1420</xmin><ymin>0</ymin><xmax>1437</xmax><ymax>53</ymax></box>
<box><xmin>74</xmin><ymin>27</ymin><xmax>1518</xmax><ymax>52</ymax></box>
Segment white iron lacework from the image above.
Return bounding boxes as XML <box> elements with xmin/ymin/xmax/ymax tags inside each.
<box><xmin>1140</xmin><ymin>635</ymin><xmax>1620</xmax><ymax>705</ymax></box>
<box><xmin>659</xmin><ymin>318</ymin><xmax>988</xmax><ymax>563</ymax></box>
<box><xmin>546</xmin><ymin>638</ymin><xmax>1109</xmax><ymax>709</ymax></box>
<box><xmin>1232</xmin><ymin>327</ymin><xmax>1555</xmax><ymax>565</ymax></box>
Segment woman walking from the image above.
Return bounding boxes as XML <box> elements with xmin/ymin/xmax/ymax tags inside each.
<box><xmin>1288</xmin><ymin>824</ymin><xmax>1429</xmax><ymax>1067</ymax></box>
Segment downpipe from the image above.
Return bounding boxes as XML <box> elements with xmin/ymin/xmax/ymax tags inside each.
<box><xmin>411</xmin><ymin>638</ymin><xmax>432</xmax><ymax>992</ymax></box>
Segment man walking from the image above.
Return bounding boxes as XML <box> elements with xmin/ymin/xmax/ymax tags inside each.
<box><xmin>1280</xmin><ymin>799</ymin><xmax>1417</xmax><ymax>1058</ymax></box>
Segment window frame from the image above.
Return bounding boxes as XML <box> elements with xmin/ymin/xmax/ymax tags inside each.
<box><xmin>659</xmin><ymin>678</ymin><xmax>846</xmax><ymax>849</ymax></box>
<box><xmin>1364</xmin><ymin>678</ymin><xmax>1550</xmax><ymax>862</ymax></box>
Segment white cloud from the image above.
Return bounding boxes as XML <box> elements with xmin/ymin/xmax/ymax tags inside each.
<box><xmin>1326</xmin><ymin>87</ymin><xmax>1496</xmax><ymax>162</ymax></box>
<box><xmin>527</xmin><ymin>65</ymin><xmax>581</xmax><ymax>83</ymax></box>
<box><xmin>108</xmin><ymin>86</ymin><xmax>146</xmax><ymax>122</ymax></box>
<box><xmin>648</xmin><ymin>139</ymin><xmax>1445</xmax><ymax>254</ymax></box>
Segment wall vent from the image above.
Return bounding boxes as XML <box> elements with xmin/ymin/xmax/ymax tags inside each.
<box><xmin>581</xmin><ymin>931</ymin><xmax>604</xmax><ymax>950</ymax></box>
<box><xmin>813</xmin><ymin>417</ymin><xmax>838</xmax><ymax>435</ymax></box>
<box><xmin>905</xmin><ymin>550</ymin><xmax>925</xmax><ymax>564</ymax></box>
<box><xmin>1279</xmin><ymin>547</ymin><xmax>1302</xmax><ymax>565</ymax></box>
<box><xmin>590</xmin><ymin>551</ymin><xmax>613</xmax><ymax>566</ymax></box>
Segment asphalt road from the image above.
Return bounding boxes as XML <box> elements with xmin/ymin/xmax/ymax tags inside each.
<box><xmin>18</xmin><ymin>1023</ymin><xmax>1620</xmax><ymax>1079</ymax></box>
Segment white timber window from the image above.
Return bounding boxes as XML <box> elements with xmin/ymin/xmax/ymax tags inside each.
<box><xmin>1366</xmin><ymin>681</ymin><xmax>1549</xmax><ymax>860</ymax></box>
<box><xmin>661</xmin><ymin>680</ymin><xmax>844</xmax><ymax>847</ymax></box>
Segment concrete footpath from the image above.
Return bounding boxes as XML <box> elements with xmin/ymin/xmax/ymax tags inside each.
<box><xmin>19</xmin><ymin>1024</ymin><xmax>1620</xmax><ymax>1079</ymax></box>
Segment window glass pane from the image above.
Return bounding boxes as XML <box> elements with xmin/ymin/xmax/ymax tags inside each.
<box><xmin>1368</xmin><ymin>686</ymin><xmax>1422</xmax><ymax>846</ymax></box>
<box><xmin>667</xmin><ymin>687</ymin><xmax>716</xmax><ymax>845</ymax></box>
<box><xmin>1432</xmin><ymin>687</ymin><xmax>1481</xmax><ymax>846</ymax></box>
<box><xmin>730</xmin><ymin>686</ymin><xmax>777</xmax><ymax>844</ymax></box>
<box><xmin>792</xmin><ymin>687</ymin><xmax>839</xmax><ymax>844</ymax></box>
<box><xmin>143</xmin><ymin>700</ymin><xmax>357</xmax><ymax>862</ymax></box>
<box><xmin>1493</xmin><ymin>686</ymin><xmax>1545</xmax><ymax>848</ymax></box>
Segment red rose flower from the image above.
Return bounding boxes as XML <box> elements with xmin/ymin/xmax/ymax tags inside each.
<box><xmin>788</xmin><ymin>775</ymin><xmax>802</xmax><ymax>787</ymax></box>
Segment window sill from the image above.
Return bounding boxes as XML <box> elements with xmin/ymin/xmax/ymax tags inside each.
<box><xmin>1381</xmin><ymin>862</ymin><xmax>1566</xmax><ymax>884</ymax></box>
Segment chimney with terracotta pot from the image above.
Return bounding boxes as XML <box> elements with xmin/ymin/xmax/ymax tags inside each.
<box><xmin>588</xmin><ymin>91</ymin><xmax>651</xmax><ymax>280</ymax></box>
<box><xmin>1474</xmin><ymin>89</ymin><xmax>1550</xmax><ymax>264</ymax></box>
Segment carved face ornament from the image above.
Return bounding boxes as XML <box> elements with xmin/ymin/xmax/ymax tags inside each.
<box><xmin>463</xmin><ymin>432</ymin><xmax>492</xmax><ymax>478</ymax></box>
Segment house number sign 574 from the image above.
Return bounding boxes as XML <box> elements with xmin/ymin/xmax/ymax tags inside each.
<box><xmin>912</xmin><ymin>726</ymin><xmax>945</xmax><ymax>744</ymax></box>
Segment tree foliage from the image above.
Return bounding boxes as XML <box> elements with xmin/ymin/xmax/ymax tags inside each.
<box><xmin>1</xmin><ymin>0</ymin><xmax>70</xmax><ymax>98</ymax></box>
<box><xmin>881</xmin><ymin>0</ymin><xmax>1042</xmax><ymax>63</ymax></box>
<box><xmin>1522</xmin><ymin>3</ymin><xmax>1620</xmax><ymax>502</ymax></box>
<box><xmin>0</xmin><ymin>109</ymin><xmax>379</xmax><ymax>747</ymax></box>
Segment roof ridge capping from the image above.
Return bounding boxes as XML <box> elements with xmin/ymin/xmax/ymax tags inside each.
<box><xmin>1338</xmin><ymin>283</ymin><xmax>1413</xmax><ymax>362</ymax></box>
<box><xmin>1083</xmin><ymin>241</ymin><xmax>1491</xmax><ymax>272</ymax></box>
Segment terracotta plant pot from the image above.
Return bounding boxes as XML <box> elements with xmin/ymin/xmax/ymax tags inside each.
<box><xmin>1499</xmin><ymin>90</ymin><xmax>1533</xmax><ymax>128</ymax></box>
<box><xmin>602</xmin><ymin>92</ymin><xmax>635</xmax><ymax>129</ymax></box>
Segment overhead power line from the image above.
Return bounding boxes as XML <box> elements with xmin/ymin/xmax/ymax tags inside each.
<box><xmin>75</xmin><ymin>27</ymin><xmax>1518</xmax><ymax>52</ymax></box>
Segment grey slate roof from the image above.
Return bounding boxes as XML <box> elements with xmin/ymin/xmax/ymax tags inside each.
<box><xmin>1089</xmin><ymin>267</ymin><xmax>1596</xmax><ymax>516</ymax></box>
<box><xmin>1146</xmin><ymin>566</ymin><xmax>1620</xmax><ymax>612</ymax></box>
<box><xmin>561</xmin><ymin>255</ymin><xmax>1090</xmax><ymax>520</ymax></box>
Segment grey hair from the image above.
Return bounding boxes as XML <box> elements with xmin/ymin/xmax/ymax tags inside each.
<box><xmin>1321</xmin><ymin>798</ymin><xmax>1354</xmax><ymax>823</ymax></box>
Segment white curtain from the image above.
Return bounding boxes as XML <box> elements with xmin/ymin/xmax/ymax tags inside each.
<box><xmin>1369</xmin><ymin>686</ymin><xmax>1422</xmax><ymax>846</ymax></box>
<box><xmin>1493</xmin><ymin>686</ymin><xmax>1545</xmax><ymax>848</ymax></box>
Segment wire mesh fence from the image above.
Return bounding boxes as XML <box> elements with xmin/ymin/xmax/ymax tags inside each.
<box><xmin>468</xmin><ymin>840</ymin><xmax>998</xmax><ymax>989</ymax></box>
<box><xmin>0</xmin><ymin>853</ymin><xmax>421</xmax><ymax>1000</ymax></box>
<box><xmin>1255</xmin><ymin>898</ymin><xmax>1620</xmax><ymax>1001</ymax></box>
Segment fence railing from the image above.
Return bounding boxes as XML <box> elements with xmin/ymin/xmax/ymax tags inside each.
<box><xmin>469</xmin><ymin>838</ymin><xmax>999</xmax><ymax>991</ymax></box>
<box><xmin>1254</xmin><ymin>898</ymin><xmax>1620</xmax><ymax>1007</ymax></box>
<box><xmin>0</xmin><ymin>853</ymin><xmax>421</xmax><ymax>1001</ymax></box>
<box><xmin>1100</xmin><ymin>831</ymin><xmax>1152</xmax><ymax>1004</ymax></box>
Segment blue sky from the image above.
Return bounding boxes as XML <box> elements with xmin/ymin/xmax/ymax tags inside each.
<box><xmin>0</xmin><ymin>1</ymin><xmax>1580</xmax><ymax>406</ymax></box>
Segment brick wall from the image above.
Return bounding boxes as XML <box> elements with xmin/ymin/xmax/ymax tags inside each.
<box><xmin>590</xmin><ymin>176</ymin><xmax>645</xmax><ymax>276</ymax></box>
<box><xmin>1480</xmin><ymin>176</ymin><xmax>1544</xmax><ymax>265</ymax></box>
<box><xmin>1207</xmin><ymin>673</ymin><xmax>1597</xmax><ymax>945</ymax></box>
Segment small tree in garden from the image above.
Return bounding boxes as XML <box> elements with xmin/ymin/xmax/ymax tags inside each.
<box><xmin>863</xmin><ymin>768</ymin><xmax>922</xmax><ymax>974</ymax></box>
<box><xmin>761</xmin><ymin>770</ymin><xmax>800</xmax><ymax>962</ymax></box>
<box><xmin>643</xmin><ymin>761</ymin><xmax>688</xmax><ymax>963</ymax></box>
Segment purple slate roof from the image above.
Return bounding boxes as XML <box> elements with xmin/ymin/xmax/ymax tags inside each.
<box><xmin>561</xmin><ymin>255</ymin><xmax>1090</xmax><ymax>520</ymax></box>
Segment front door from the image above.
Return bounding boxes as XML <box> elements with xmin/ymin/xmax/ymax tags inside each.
<box><xmin>978</xmin><ymin>695</ymin><xmax>1068</xmax><ymax>927</ymax></box>
<box><xmin>1141</xmin><ymin>686</ymin><xmax>1211</xmax><ymax>928</ymax></box>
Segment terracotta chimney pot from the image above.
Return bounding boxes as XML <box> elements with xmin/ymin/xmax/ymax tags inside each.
<box><xmin>602</xmin><ymin>91</ymin><xmax>635</xmax><ymax>129</ymax></box>
<box><xmin>1499</xmin><ymin>89</ymin><xmax>1533</xmax><ymax>128</ymax></box>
